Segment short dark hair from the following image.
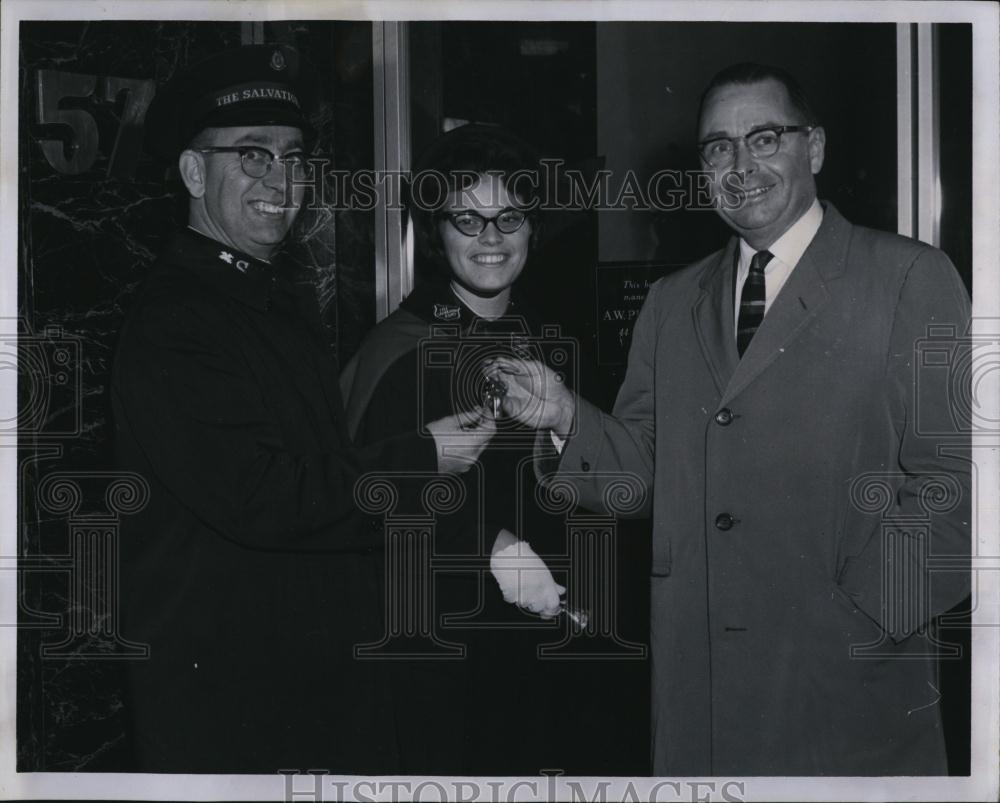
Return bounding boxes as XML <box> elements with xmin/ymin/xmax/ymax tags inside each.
<box><xmin>185</xmin><ymin>128</ymin><xmax>219</xmax><ymax>151</ymax></box>
<box><xmin>698</xmin><ymin>63</ymin><xmax>819</xmax><ymax>131</ymax></box>
<box><xmin>409</xmin><ymin>123</ymin><xmax>542</xmax><ymax>272</ymax></box>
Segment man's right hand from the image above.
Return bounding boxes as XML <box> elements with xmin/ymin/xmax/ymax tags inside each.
<box><xmin>485</xmin><ymin>357</ymin><xmax>576</xmax><ymax>438</ymax></box>
<box><xmin>427</xmin><ymin>407</ymin><xmax>496</xmax><ymax>474</ymax></box>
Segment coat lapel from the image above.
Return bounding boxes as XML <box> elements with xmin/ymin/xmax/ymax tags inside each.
<box><xmin>715</xmin><ymin>203</ymin><xmax>852</xmax><ymax>406</ymax></box>
<box><xmin>692</xmin><ymin>240</ymin><xmax>740</xmax><ymax>397</ymax></box>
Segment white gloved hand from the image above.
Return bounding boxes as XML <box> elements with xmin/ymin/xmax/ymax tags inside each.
<box><xmin>490</xmin><ymin>529</ymin><xmax>565</xmax><ymax>619</ymax></box>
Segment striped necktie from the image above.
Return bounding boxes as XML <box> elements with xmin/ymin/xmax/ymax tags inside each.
<box><xmin>736</xmin><ymin>249</ymin><xmax>774</xmax><ymax>357</ymax></box>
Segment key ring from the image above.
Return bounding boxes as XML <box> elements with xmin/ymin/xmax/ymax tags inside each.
<box><xmin>483</xmin><ymin>377</ymin><xmax>508</xmax><ymax>419</ymax></box>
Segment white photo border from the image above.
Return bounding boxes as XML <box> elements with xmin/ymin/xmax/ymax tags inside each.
<box><xmin>1</xmin><ymin>1</ymin><xmax>997</xmax><ymax>801</ymax></box>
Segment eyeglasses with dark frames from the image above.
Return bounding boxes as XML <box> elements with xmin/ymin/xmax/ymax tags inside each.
<box><xmin>698</xmin><ymin>125</ymin><xmax>814</xmax><ymax>168</ymax></box>
<box><xmin>192</xmin><ymin>146</ymin><xmax>310</xmax><ymax>179</ymax></box>
<box><xmin>439</xmin><ymin>208</ymin><xmax>529</xmax><ymax>237</ymax></box>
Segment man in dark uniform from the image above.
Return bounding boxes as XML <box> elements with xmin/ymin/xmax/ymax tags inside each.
<box><xmin>112</xmin><ymin>44</ymin><xmax>495</xmax><ymax>773</ymax></box>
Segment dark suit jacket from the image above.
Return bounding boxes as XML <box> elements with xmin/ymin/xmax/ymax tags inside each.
<box><xmin>550</xmin><ymin>203</ymin><xmax>971</xmax><ymax>775</ymax></box>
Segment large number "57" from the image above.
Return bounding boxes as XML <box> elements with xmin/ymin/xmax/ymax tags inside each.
<box><xmin>35</xmin><ymin>69</ymin><xmax>156</xmax><ymax>177</ymax></box>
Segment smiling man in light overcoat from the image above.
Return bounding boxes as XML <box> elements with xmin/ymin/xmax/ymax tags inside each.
<box><xmin>496</xmin><ymin>62</ymin><xmax>971</xmax><ymax>775</ymax></box>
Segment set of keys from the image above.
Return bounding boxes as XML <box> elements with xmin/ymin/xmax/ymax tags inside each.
<box><xmin>483</xmin><ymin>377</ymin><xmax>508</xmax><ymax>419</ymax></box>
<box><xmin>559</xmin><ymin>604</ymin><xmax>589</xmax><ymax>629</ymax></box>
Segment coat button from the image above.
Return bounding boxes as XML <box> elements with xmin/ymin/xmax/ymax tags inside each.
<box><xmin>581</xmin><ymin>459</ymin><xmax>591</xmax><ymax>472</ymax></box>
<box><xmin>715</xmin><ymin>513</ymin><xmax>735</xmax><ymax>531</ymax></box>
<box><xmin>715</xmin><ymin>408</ymin><xmax>734</xmax><ymax>426</ymax></box>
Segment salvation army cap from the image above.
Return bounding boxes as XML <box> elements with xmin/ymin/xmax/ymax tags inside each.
<box><xmin>144</xmin><ymin>44</ymin><xmax>317</xmax><ymax>161</ymax></box>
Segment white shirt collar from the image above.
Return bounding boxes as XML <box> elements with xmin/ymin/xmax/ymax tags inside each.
<box><xmin>738</xmin><ymin>198</ymin><xmax>824</xmax><ymax>272</ymax></box>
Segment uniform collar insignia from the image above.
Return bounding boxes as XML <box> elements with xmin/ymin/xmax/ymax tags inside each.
<box><xmin>217</xmin><ymin>249</ymin><xmax>251</xmax><ymax>273</ymax></box>
<box><xmin>170</xmin><ymin>229</ymin><xmax>276</xmax><ymax>312</ymax></box>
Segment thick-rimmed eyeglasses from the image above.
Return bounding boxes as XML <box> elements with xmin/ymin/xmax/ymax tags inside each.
<box><xmin>439</xmin><ymin>208</ymin><xmax>528</xmax><ymax>237</ymax></box>
<box><xmin>192</xmin><ymin>146</ymin><xmax>309</xmax><ymax>179</ymax></box>
<box><xmin>698</xmin><ymin>125</ymin><xmax>814</xmax><ymax>168</ymax></box>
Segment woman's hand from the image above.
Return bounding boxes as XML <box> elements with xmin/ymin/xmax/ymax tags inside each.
<box><xmin>489</xmin><ymin>528</ymin><xmax>565</xmax><ymax>618</ymax></box>
<box><xmin>427</xmin><ymin>406</ymin><xmax>497</xmax><ymax>473</ymax></box>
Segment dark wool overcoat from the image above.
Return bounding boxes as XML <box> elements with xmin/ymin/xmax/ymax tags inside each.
<box><xmin>113</xmin><ymin>228</ymin><xmax>435</xmax><ymax>773</ymax></box>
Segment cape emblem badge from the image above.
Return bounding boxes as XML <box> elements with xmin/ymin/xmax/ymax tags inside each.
<box><xmin>433</xmin><ymin>304</ymin><xmax>461</xmax><ymax>321</ymax></box>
